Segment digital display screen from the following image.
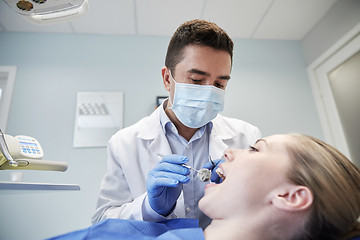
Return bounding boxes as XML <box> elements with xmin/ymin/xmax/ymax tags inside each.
<box><xmin>20</xmin><ymin>141</ymin><xmax>37</xmax><ymax>147</ymax></box>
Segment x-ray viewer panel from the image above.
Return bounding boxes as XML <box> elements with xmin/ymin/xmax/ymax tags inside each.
<box><xmin>73</xmin><ymin>92</ymin><xmax>123</xmax><ymax>148</ymax></box>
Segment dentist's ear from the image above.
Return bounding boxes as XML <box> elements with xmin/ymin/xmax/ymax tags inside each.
<box><xmin>272</xmin><ymin>186</ymin><xmax>313</xmax><ymax>211</ymax></box>
<box><xmin>162</xmin><ymin>67</ymin><xmax>171</xmax><ymax>91</ymax></box>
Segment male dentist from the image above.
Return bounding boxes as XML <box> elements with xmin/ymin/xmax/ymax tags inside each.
<box><xmin>92</xmin><ymin>19</ymin><xmax>261</xmax><ymax>229</ymax></box>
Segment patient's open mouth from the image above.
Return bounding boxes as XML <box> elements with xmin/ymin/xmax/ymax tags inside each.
<box><xmin>216</xmin><ymin>167</ymin><xmax>226</xmax><ymax>181</ymax></box>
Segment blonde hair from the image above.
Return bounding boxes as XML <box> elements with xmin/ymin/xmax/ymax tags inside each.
<box><xmin>285</xmin><ymin>134</ymin><xmax>360</xmax><ymax>240</ymax></box>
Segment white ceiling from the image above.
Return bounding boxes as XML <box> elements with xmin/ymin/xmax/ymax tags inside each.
<box><xmin>0</xmin><ymin>0</ymin><xmax>338</xmax><ymax>40</ymax></box>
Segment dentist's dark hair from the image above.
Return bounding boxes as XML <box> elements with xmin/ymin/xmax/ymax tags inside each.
<box><xmin>165</xmin><ymin>19</ymin><xmax>233</xmax><ymax>75</ymax></box>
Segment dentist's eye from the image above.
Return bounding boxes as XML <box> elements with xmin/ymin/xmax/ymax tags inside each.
<box><xmin>249</xmin><ymin>146</ymin><xmax>259</xmax><ymax>152</ymax></box>
<box><xmin>214</xmin><ymin>82</ymin><xmax>225</xmax><ymax>89</ymax></box>
<box><xmin>191</xmin><ymin>78</ymin><xmax>202</xmax><ymax>84</ymax></box>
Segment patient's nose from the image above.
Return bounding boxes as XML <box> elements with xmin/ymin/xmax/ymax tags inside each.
<box><xmin>223</xmin><ymin>149</ymin><xmax>234</xmax><ymax>162</ymax></box>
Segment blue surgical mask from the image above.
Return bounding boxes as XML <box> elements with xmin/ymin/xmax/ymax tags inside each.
<box><xmin>169</xmin><ymin>70</ymin><xmax>225</xmax><ymax>128</ymax></box>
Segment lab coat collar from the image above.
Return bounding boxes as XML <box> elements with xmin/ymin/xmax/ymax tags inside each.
<box><xmin>211</xmin><ymin>114</ymin><xmax>238</xmax><ymax>140</ymax></box>
<box><xmin>137</xmin><ymin>101</ymin><xmax>166</xmax><ymax>140</ymax></box>
<box><xmin>137</xmin><ymin>101</ymin><xmax>172</xmax><ymax>156</ymax></box>
<box><xmin>209</xmin><ymin>115</ymin><xmax>235</xmax><ymax>159</ymax></box>
<box><xmin>137</xmin><ymin>110</ymin><xmax>162</xmax><ymax>140</ymax></box>
<box><xmin>137</xmin><ymin>101</ymin><xmax>237</xmax><ymax>159</ymax></box>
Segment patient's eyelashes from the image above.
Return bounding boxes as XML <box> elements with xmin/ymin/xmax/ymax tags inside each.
<box><xmin>249</xmin><ymin>146</ymin><xmax>259</xmax><ymax>152</ymax></box>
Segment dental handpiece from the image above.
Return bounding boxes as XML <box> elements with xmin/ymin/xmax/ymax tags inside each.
<box><xmin>157</xmin><ymin>154</ymin><xmax>211</xmax><ymax>182</ymax></box>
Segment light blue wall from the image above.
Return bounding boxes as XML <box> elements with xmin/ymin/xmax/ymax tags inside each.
<box><xmin>0</xmin><ymin>32</ymin><xmax>322</xmax><ymax>240</ymax></box>
<box><xmin>302</xmin><ymin>0</ymin><xmax>360</xmax><ymax>65</ymax></box>
<box><xmin>224</xmin><ymin>39</ymin><xmax>321</xmax><ymax>136</ymax></box>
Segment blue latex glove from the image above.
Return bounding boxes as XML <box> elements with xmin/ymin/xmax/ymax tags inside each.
<box><xmin>147</xmin><ymin>154</ymin><xmax>190</xmax><ymax>216</ymax></box>
<box><xmin>202</xmin><ymin>159</ymin><xmax>224</xmax><ymax>183</ymax></box>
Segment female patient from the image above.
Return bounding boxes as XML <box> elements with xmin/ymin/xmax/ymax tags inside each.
<box><xmin>50</xmin><ymin>134</ymin><xmax>360</xmax><ymax>240</ymax></box>
<box><xmin>200</xmin><ymin>133</ymin><xmax>360</xmax><ymax>240</ymax></box>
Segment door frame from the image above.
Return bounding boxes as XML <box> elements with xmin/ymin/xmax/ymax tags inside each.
<box><xmin>307</xmin><ymin>23</ymin><xmax>360</xmax><ymax>159</ymax></box>
<box><xmin>0</xmin><ymin>66</ymin><xmax>17</xmax><ymax>132</ymax></box>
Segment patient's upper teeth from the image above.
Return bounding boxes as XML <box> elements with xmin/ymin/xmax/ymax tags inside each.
<box><xmin>216</xmin><ymin>168</ymin><xmax>226</xmax><ymax>180</ymax></box>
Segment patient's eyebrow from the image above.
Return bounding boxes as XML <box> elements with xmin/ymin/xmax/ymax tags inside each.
<box><xmin>255</xmin><ymin>139</ymin><xmax>267</xmax><ymax>145</ymax></box>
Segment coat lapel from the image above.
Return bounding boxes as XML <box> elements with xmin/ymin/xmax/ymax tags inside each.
<box><xmin>209</xmin><ymin>115</ymin><xmax>237</xmax><ymax>159</ymax></box>
<box><xmin>137</xmin><ymin>104</ymin><xmax>172</xmax><ymax>160</ymax></box>
<box><xmin>137</xmin><ymin>106</ymin><xmax>236</xmax><ymax>162</ymax></box>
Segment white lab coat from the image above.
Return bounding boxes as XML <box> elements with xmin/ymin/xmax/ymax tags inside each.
<box><xmin>92</xmin><ymin>102</ymin><xmax>261</xmax><ymax>225</ymax></box>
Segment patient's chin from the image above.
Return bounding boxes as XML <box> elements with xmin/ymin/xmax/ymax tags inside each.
<box><xmin>198</xmin><ymin>196</ymin><xmax>212</xmax><ymax>218</ymax></box>
<box><xmin>198</xmin><ymin>198</ymin><xmax>205</xmax><ymax>212</ymax></box>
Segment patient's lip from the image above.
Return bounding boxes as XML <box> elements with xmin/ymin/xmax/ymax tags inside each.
<box><xmin>204</xmin><ymin>182</ymin><xmax>216</xmax><ymax>191</ymax></box>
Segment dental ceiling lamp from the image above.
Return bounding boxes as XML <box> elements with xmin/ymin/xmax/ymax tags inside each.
<box><xmin>3</xmin><ymin>0</ymin><xmax>88</xmax><ymax>24</ymax></box>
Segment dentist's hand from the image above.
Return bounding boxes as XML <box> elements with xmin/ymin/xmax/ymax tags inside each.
<box><xmin>203</xmin><ymin>159</ymin><xmax>224</xmax><ymax>184</ymax></box>
<box><xmin>147</xmin><ymin>154</ymin><xmax>190</xmax><ymax>216</ymax></box>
